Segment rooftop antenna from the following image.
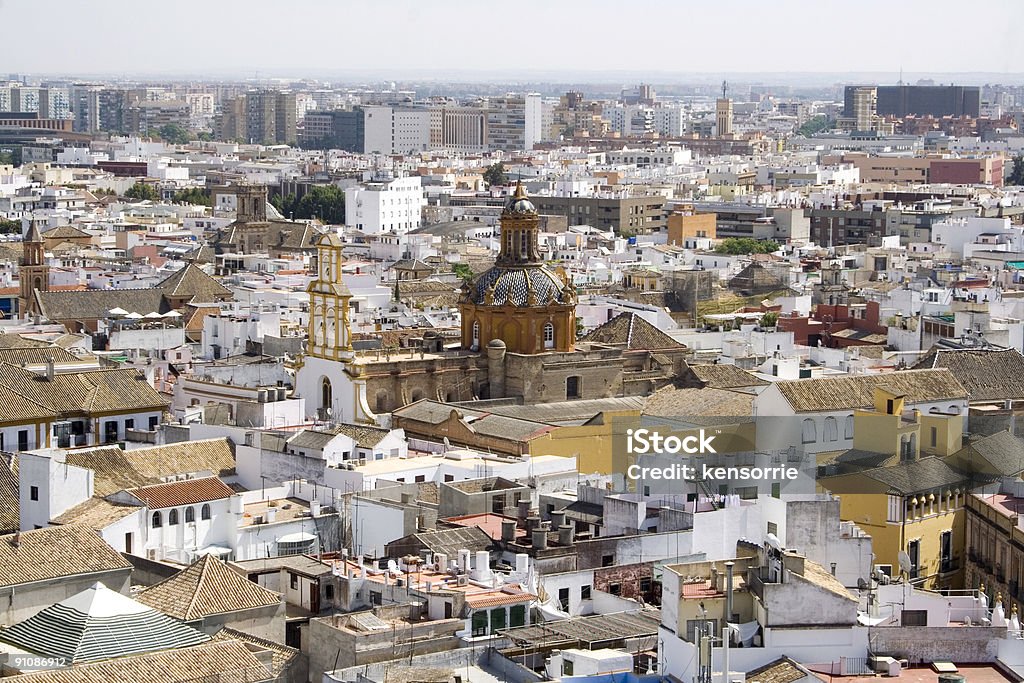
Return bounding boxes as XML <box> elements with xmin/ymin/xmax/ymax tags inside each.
<box><xmin>721</xmin><ymin>80</ymin><xmax>728</xmax><ymax>99</ymax></box>
<box><xmin>898</xmin><ymin>66</ymin><xmax>903</xmax><ymax>86</ymax></box>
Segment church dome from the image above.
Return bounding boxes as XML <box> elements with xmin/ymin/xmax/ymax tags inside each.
<box><xmin>503</xmin><ymin>181</ymin><xmax>536</xmax><ymax>216</ymax></box>
<box><xmin>469</xmin><ymin>266</ymin><xmax>570</xmax><ymax>307</ymax></box>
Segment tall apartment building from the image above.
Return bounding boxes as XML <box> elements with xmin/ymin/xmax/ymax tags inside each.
<box><xmin>125</xmin><ymin>100</ymin><xmax>190</xmax><ymax>136</ymax></box>
<box><xmin>844</xmin><ymin>85</ymin><xmax>981</xmax><ymax>119</ymax></box>
<box><xmin>486</xmin><ymin>94</ymin><xmax>542</xmax><ymax>152</ymax></box>
<box><xmin>300</xmin><ymin>109</ymin><xmax>364</xmax><ymax>151</ymax></box>
<box><xmin>363</xmin><ymin>106</ymin><xmax>430</xmax><ymax>155</ymax></box>
<box><xmin>216</xmin><ymin>90</ymin><xmax>296</xmax><ymax>144</ymax></box>
<box><xmin>436</xmin><ymin>105</ymin><xmax>487</xmax><ymax>153</ymax></box>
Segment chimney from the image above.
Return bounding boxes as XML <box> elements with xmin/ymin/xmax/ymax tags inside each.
<box><xmin>501</xmin><ymin>519</ymin><xmax>517</xmax><ymax>543</ymax></box>
<box><xmin>517</xmin><ymin>499</ymin><xmax>531</xmax><ymax>521</ymax></box>
<box><xmin>558</xmin><ymin>524</ymin><xmax>573</xmax><ymax>546</ymax></box>
<box><xmin>45</xmin><ymin>357</ymin><xmax>54</xmax><ymax>382</ymax></box>
<box><xmin>526</xmin><ymin>515</ymin><xmax>541</xmax><ymax>532</ymax></box>
<box><xmin>10</xmin><ymin>531</ymin><xmax>20</xmax><ymax>549</ymax></box>
<box><xmin>550</xmin><ymin>510</ymin><xmax>566</xmax><ymax>528</ymax></box>
<box><xmin>725</xmin><ymin>561</ymin><xmax>735</xmax><ymax>622</ymax></box>
<box><xmin>532</xmin><ymin>527</ymin><xmax>548</xmax><ymax>550</ymax></box>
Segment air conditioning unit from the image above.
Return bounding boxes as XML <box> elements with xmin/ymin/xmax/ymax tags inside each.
<box><xmin>456</xmin><ymin>575</ymin><xmax>469</xmax><ymax>586</ymax></box>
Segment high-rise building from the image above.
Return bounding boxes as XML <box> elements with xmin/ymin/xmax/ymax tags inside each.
<box><xmin>716</xmin><ymin>97</ymin><xmax>734</xmax><ymax>136</ymax></box>
<box><xmin>844</xmin><ymin>85</ymin><xmax>981</xmax><ymax>119</ymax></box>
<box><xmin>216</xmin><ymin>90</ymin><xmax>296</xmax><ymax>144</ymax></box>
<box><xmin>486</xmin><ymin>94</ymin><xmax>542</xmax><ymax>152</ymax></box>
<box><xmin>362</xmin><ymin>106</ymin><xmax>429</xmax><ymax>155</ymax></box>
<box><xmin>300</xmin><ymin>109</ymin><xmax>365</xmax><ymax>151</ymax></box>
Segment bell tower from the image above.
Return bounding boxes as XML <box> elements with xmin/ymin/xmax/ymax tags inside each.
<box><xmin>306</xmin><ymin>234</ymin><xmax>353</xmax><ymax>361</ymax></box>
<box><xmin>19</xmin><ymin>217</ymin><xmax>49</xmax><ymax>318</ymax></box>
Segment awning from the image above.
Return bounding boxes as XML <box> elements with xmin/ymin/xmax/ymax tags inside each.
<box><xmin>276</xmin><ymin>532</ymin><xmax>316</xmax><ymax>544</ymax></box>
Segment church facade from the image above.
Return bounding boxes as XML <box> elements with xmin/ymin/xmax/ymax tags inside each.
<box><xmin>295</xmin><ymin>185</ymin><xmax>689</xmax><ymax>425</ymax></box>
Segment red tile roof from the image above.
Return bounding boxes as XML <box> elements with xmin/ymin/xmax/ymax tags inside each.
<box><xmin>131</xmin><ymin>476</ymin><xmax>234</xmax><ymax>509</ymax></box>
<box><xmin>464</xmin><ymin>584</ymin><xmax>535</xmax><ymax>609</ymax></box>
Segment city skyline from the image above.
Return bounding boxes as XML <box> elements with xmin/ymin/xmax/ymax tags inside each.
<box><xmin>2</xmin><ymin>0</ymin><xmax>1023</xmax><ymax>81</ymax></box>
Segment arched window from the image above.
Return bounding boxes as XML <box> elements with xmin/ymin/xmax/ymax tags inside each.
<box><xmin>168</xmin><ymin>509</ymin><xmax>179</xmax><ymax>526</ymax></box>
<box><xmin>844</xmin><ymin>414</ymin><xmax>854</xmax><ymax>439</ymax></box>
<box><xmin>151</xmin><ymin>511</ymin><xmax>162</xmax><ymax>528</ymax></box>
<box><xmin>201</xmin><ymin>503</ymin><xmax>211</xmax><ymax>520</ymax></box>
<box><xmin>801</xmin><ymin>418</ymin><xmax>816</xmax><ymax>444</ymax></box>
<box><xmin>823</xmin><ymin>416</ymin><xmax>838</xmax><ymax>442</ymax></box>
<box><xmin>185</xmin><ymin>507</ymin><xmax>195</xmax><ymax>523</ymax></box>
<box><xmin>543</xmin><ymin>322</ymin><xmax>555</xmax><ymax>349</ymax></box>
<box><xmin>321</xmin><ymin>377</ymin><xmax>332</xmax><ymax>413</ymax></box>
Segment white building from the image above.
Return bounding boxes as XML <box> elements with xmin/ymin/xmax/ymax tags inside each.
<box><xmin>345</xmin><ymin>174</ymin><xmax>425</xmax><ymax>235</ymax></box>
<box><xmin>363</xmin><ymin>106</ymin><xmax>430</xmax><ymax>155</ymax></box>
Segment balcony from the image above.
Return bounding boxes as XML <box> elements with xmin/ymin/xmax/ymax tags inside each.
<box><xmin>939</xmin><ymin>556</ymin><xmax>960</xmax><ymax>574</ymax></box>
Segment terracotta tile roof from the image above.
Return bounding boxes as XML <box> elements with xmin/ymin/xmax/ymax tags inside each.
<box><xmin>0</xmin><ymin>525</ymin><xmax>131</xmax><ymax>589</ymax></box>
<box><xmin>687</xmin><ymin>363</ymin><xmax>769</xmax><ymax>389</ymax></box>
<box><xmin>911</xmin><ymin>347</ymin><xmax>1024</xmax><ymax>402</ymax></box>
<box><xmin>464</xmin><ymin>584</ymin><xmax>535</xmax><ymax>609</ymax></box>
<box><xmin>209</xmin><ymin>628</ymin><xmax>299</xmax><ymax>679</ymax></box>
<box><xmin>745</xmin><ymin>656</ymin><xmax>810</xmax><ymax>683</ymax></box>
<box><xmin>644</xmin><ymin>386</ymin><xmax>754</xmax><ymax>419</ymax></box>
<box><xmin>129</xmin><ymin>476</ymin><xmax>235</xmax><ymax>509</ymax></box>
<box><xmin>137</xmin><ymin>554</ymin><xmax>281</xmax><ymax>621</ymax></box>
<box><xmin>774</xmin><ymin>369</ymin><xmax>968</xmax><ymax>413</ymax></box>
<box><xmin>52</xmin><ymin>497</ymin><xmax>141</xmax><ymax>530</ymax></box>
<box><xmin>581</xmin><ymin>312</ymin><xmax>685</xmax><ymax>350</ymax></box>
<box><xmin>0</xmin><ymin>453</ymin><xmax>18</xmax><ymax>534</ymax></box>
<box><xmin>0</xmin><ymin>363</ymin><xmax>168</xmax><ymax>417</ymax></box>
<box><xmin>157</xmin><ymin>263</ymin><xmax>232</xmax><ymax>302</ymax></box>
<box><xmin>64</xmin><ymin>438</ymin><xmax>235</xmax><ymax>497</ymax></box>
<box><xmin>0</xmin><ymin>640</ymin><xmax>267</xmax><ymax>683</ymax></box>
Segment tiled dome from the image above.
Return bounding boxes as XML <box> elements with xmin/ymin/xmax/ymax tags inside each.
<box><xmin>470</xmin><ymin>266</ymin><xmax>569</xmax><ymax>306</ymax></box>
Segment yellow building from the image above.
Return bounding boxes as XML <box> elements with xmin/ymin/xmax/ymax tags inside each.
<box><xmin>820</xmin><ymin>387</ymin><xmax>967</xmax><ymax>589</ymax></box>
<box><xmin>667</xmin><ymin>209</ymin><xmax>717</xmax><ymax>246</ymax></box>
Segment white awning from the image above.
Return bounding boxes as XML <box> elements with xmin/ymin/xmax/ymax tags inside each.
<box><xmin>276</xmin><ymin>532</ymin><xmax>316</xmax><ymax>544</ymax></box>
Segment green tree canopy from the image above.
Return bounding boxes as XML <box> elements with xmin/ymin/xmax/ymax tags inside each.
<box><xmin>714</xmin><ymin>237</ymin><xmax>780</xmax><ymax>255</ymax></box>
<box><xmin>124</xmin><ymin>182</ymin><xmax>160</xmax><ymax>201</ymax></box>
<box><xmin>1009</xmin><ymin>156</ymin><xmax>1024</xmax><ymax>186</ymax></box>
<box><xmin>796</xmin><ymin>116</ymin><xmax>832</xmax><ymax>137</ymax></box>
<box><xmin>292</xmin><ymin>185</ymin><xmax>346</xmax><ymax>224</ymax></box>
<box><xmin>452</xmin><ymin>263</ymin><xmax>473</xmax><ymax>280</ymax></box>
<box><xmin>483</xmin><ymin>162</ymin><xmax>509</xmax><ymax>187</ymax></box>
<box><xmin>172</xmin><ymin>187</ymin><xmax>211</xmax><ymax>206</ymax></box>
<box><xmin>157</xmin><ymin>123</ymin><xmax>191</xmax><ymax>145</ymax></box>
<box><xmin>0</xmin><ymin>218</ymin><xmax>21</xmax><ymax>235</ymax></box>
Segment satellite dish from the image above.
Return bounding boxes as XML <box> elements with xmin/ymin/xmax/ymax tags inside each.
<box><xmin>897</xmin><ymin>551</ymin><xmax>912</xmax><ymax>573</ymax></box>
<box><xmin>857</xmin><ymin>577</ymin><xmax>869</xmax><ymax>591</ymax></box>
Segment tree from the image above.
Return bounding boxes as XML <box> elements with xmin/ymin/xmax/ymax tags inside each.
<box><xmin>124</xmin><ymin>182</ymin><xmax>160</xmax><ymax>201</ymax></box>
<box><xmin>0</xmin><ymin>218</ymin><xmax>20</xmax><ymax>235</ymax></box>
<box><xmin>157</xmin><ymin>123</ymin><xmax>191</xmax><ymax>145</ymax></box>
<box><xmin>173</xmin><ymin>187</ymin><xmax>211</xmax><ymax>206</ymax></box>
<box><xmin>271</xmin><ymin>193</ymin><xmax>297</xmax><ymax>217</ymax></box>
<box><xmin>759</xmin><ymin>311</ymin><xmax>779</xmax><ymax>329</ymax></box>
<box><xmin>482</xmin><ymin>162</ymin><xmax>509</xmax><ymax>187</ymax></box>
<box><xmin>1009</xmin><ymin>156</ymin><xmax>1024</xmax><ymax>186</ymax></box>
<box><xmin>0</xmin><ymin>147</ymin><xmax>22</xmax><ymax>166</ymax></box>
<box><xmin>292</xmin><ymin>185</ymin><xmax>345</xmax><ymax>224</ymax></box>
<box><xmin>796</xmin><ymin>116</ymin><xmax>832</xmax><ymax>137</ymax></box>
<box><xmin>452</xmin><ymin>263</ymin><xmax>473</xmax><ymax>280</ymax></box>
<box><xmin>715</xmin><ymin>237</ymin><xmax>780</xmax><ymax>255</ymax></box>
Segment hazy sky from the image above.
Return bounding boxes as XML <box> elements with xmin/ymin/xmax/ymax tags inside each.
<box><xmin>2</xmin><ymin>0</ymin><xmax>1023</xmax><ymax>80</ymax></box>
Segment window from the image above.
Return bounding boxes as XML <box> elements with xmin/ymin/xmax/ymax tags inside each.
<box><xmin>321</xmin><ymin>378</ymin><xmax>332</xmax><ymax>413</ymax></box>
<box><xmin>510</xmin><ymin>604</ymin><xmax>526</xmax><ymax>627</ymax></box>
<box><xmin>767</xmin><ymin>521</ymin><xmax>778</xmax><ymax>536</ymax></box>
<box><xmin>901</xmin><ymin>609</ymin><xmax>928</xmax><ymax>626</ymax></box>
<box><xmin>124</xmin><ymin>419</ymin><xmax>134</xmax><ymax>431</ymax></box>
<box><xmin>771</xmin><ymin>482</ymin><xmax>781</xmax><ymax>499</ymax></box>
<box><xmin>151</xmin><ymin>511</ymin><xmax>162</xmax><ymax>528</ymax></box>
<box><xmin>471</xmin><ymin>611</ymin><xmax>487</xmax><ymax>635</ymax></box>
<box><xmin>581</xmin><ymin>584</ymin><xmax>592</xmax><ymax>600</ymax></box>
<box><xmin>823</xmin><ymin>416</ymin><xmax>838</xmax><ymax>442</ymax></box>
<box><xmin>17</xmin><ymin>430</ymin><xmax>28</xmax><ymax>451</ymax></box>
<box><xmin>737</xmin><ymin>486</ymin><xmax>758</xmax><ymax>500</ymax></box>
<box><xmin>168</xmin><ymin>509</ymin><xmax>179</xmax><ymax>526</ymax></box>
<box><xmin>185</xmin><ymin>507</ymin><xmax>195</xmax><ymax>523</ymax></box>
<box><xmin>370</xmin><ymin>590</ymin><xmax>382</xmax><ymax>606</ymax></box>
<box><xmin>290</xmin><ymin>572</ymin><xmax>298</xmax><ymax>590</ymax></box>
<box><xmin>325</xmin><ymin>584</ymin><xmax>335</xmax><ymax>601</ymax></box>
<box><xmin>558</xmin><ymin>587</ymin><xmax>570</xmax><ymax>611</ymax></box>
<box><xmin>472</xmin><ymin>320</ymin><xmax>480</xmax><ymax>347</ymax></box>
<box><xmin>801</xmin><ymin>419</ymin><xmax>816</xmax><ymax>444</ymax></box>
<box><xmin>543</xmin><ymin>322</ymin><xmax>554</xmax><ymax>349</ymax></box>
<box><xmin>602</xmin><ymin>554</ymin><xmax>614</xmax><ymax>567</ymax></box>
<box><xmin>940</xmin><ymin>530</ymin><xmax>953</xmax><ymax>572</ymax></box>
<box><xmin>844</xmin><ymin>414</ymin><xmax>854</xmax><ymax>439</ymax></box>
<box><xmin>887</xmin><ymin>495</ymin><xmax>904</xmax><ymax>522</ymax></box>
<box><xmin>640</xmin><ymin>577</ymin><xmax>652</xmax><ymax>593</ymax></box>
<box><xmin>201</xmin><ymin>503</ymin><xmax>211</xmax><ymax>520</ymax></box>
<box><xmin>609</xmin><ymin>583</ymin><xmax>622</xmax><ymax>596</ymax></box>
<box><xmin>930</xmin><ymin>426</ymin><xmax>937</xmax><ymax>448</ymax></box>
<box><xmin>907</xmin><ymin>539</ymin><xmax>920</xmax><ymax>579</ymax></box>
<box><xmin>29</xmin><ymin>486</ymin><xmax>38</xmax><ymax>501</ymax></box>
<box><xmin>149</xmin><ymin>416</ymin><xmax>159</xmax><ymax>430</ymax></box>
<box><xmin>566</xmin><ymin>375</ymin><xmax>581</xmax><ymax>400</ymax></box>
